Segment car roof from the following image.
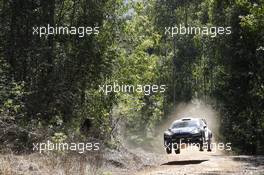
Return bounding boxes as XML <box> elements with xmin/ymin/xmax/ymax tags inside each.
<box><xmin>171</xmin><ymin>118</ymin><xmax>203</xmax><ymax>124</ymax></box>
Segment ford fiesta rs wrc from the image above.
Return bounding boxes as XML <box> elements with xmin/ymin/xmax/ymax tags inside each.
<box><xmin>164</xmin><ymin>118</ymin><xmax>212</xmax><ymax>154</ymax></box>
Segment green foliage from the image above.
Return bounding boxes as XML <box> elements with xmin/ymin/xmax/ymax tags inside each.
<box><xmin>52</xmin><ymin>132</ymin><xmax>68</xmax><ymax>143</ymax></box>
<box><xmin>0</xmin><ymin>0</ymin><xmax>121</xmax><ymax>146</ymax></box>
<box><xmin>151</xmin><ymin>0</ymin><xmax>264</xmax><ymax>154</ymax></box>
<box><xmin>111</xmin><ymin>1</ymin><xmax>166</xmax><ymax>139</ymax></box>
<box><xmin>0</xmin><ymin>58</ymin><xmax>25</xmax><ymax>118</ymax></box>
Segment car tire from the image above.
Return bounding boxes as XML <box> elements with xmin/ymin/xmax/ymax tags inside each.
<box><xmin>199</xmin><ymin>139</ymin><xmax>204</xmax><ymax>151</ymax></box>
<box><xmin>165</xmin><ymin>141</ymin><xmax>172</xmax><ymax>154</ymax></box>
<box><xmin>207</xmin><ymin>138</ymin><xmax>212</xmax><ymax>152</ymax></box>
<box><xmin>175</xmin><ymin>148</ymin><xmax>180</xmax><ymax>154</ymax></box>
<box><xmin>166</xmin><ymin>147</ymin><xmax>172</xmax><ymax>154</ymax></box>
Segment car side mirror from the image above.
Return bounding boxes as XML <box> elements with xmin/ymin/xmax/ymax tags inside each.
<box><xmin>203</xmin><ymin>126</ymin><xmax>207</xmax><ymax>129</ymax></box>
<box><xmin>168</xmin><ymin>128</ymin><xmax>172</xmax><ymax>132</ymax></box>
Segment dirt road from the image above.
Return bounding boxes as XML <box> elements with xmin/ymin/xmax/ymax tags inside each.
<box><xmin>0</xmin><ymin>146</ymin><xmax>263</xmax><ymax>175</ymax></box>
<box><xmin>135</xmin><ymin>147</ymin><xmax>264</xmax><ymax>175</ymax></box>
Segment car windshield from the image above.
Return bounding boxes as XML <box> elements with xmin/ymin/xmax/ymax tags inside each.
<box><xmin>171</xmin><ymin>120</ymin><xmax>199</xmax><ymax>129</ymax></box>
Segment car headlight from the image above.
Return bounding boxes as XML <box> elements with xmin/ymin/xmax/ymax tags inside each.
<box><xmin>164</xmin><ymin>131</ymin><xmax>172</xmax><ymax>138</ymax></box>
<box><xmin>191</xmin><ymin>128</ymin><xmax>199</xmax><ymax>134</ymax></box>
<box><xmin>164</xmin><ymin>134</ymin><xmax>171</xmax><ymax>139</ymax></box>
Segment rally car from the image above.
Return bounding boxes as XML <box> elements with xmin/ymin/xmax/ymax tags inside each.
<box><xmin>164</xmin><ymin>118</ymin><xmax>212</xmax><ymax>154</ymax></box>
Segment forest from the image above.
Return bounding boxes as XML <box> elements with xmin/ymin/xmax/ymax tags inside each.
<box><xmin>0</xmin><ymin>0</ymin><xmax>263</xmax><ymax>156</ymax></box>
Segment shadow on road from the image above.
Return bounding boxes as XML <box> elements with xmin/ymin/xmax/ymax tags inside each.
<box><xmin>161</xmin><ymin>159</ymin><xmax>208</xmax><ymax>166</ymax></box>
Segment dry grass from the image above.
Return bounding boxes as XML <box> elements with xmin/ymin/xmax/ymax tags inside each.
<box><xmin>0</xmin><ymin>152</ymin><xmax>104</xmax><ymax>175</ymax></box>
<box><xmin>0</xmin><ymin>159</ymin><xmax>12</xmax><ymax>175</ymax></box>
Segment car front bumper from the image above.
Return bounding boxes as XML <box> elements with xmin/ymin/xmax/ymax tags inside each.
<box><xmin>164</xmin><ymin>133</ymin><xmax>203</xmax><ymax>145</ymax></box>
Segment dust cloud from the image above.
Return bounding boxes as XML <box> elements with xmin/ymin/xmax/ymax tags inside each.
<box><xmin>124</xmin><ymin>99</ymin><xmax>221</xmax><ymax>153</ymax></box>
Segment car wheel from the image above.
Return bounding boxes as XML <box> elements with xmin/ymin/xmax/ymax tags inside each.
<box><xmin>207</xmin><ymin>138</ymin><xmax>212</xmax><ymax>152</ymax></box>
<box><xmin>199</xmin><ymin>139</ymin><xmax>204</xmax><ymax>151</ymax></box>
<box><xmin>175</xmin><ymin>148</ymin><xmax>180</xmax><ymax>154</ymax></box>
<box><xmin>166</xmin><ymin>147</ymin><xmax>172</xmax><ymax>154</ymax></box>
<box><xmin>165</xmin><ymin>141</ymin><xmax>172</xmax><ymax>154</ymax></box>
